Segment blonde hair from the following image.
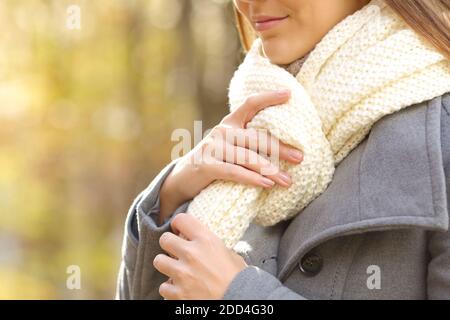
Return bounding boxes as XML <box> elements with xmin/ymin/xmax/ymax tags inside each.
<box><xmin>234</xmin><ymin>0</ymin><xmax>450</xmax><ymax>58</ymax></box>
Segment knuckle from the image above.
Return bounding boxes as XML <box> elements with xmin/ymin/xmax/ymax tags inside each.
<box><xmin>178</xmin><ymin>266</ymin><xmax>193</xmax><ymax>282</ymax></box>
<box><xmin>243</xmin><ymin>94</ymin><xmax>257</xmax><ymax>107</ymax></box>
<box><xmin>220</xmin><ymin>114</ymin><xmax>234</xmax><ymax>125</ymax></box>
<box><xmin>182</xmin><ymin>247</ymin><xmax>197</xmax><ymax>263</ymax></box>
<box><xmin>172</xmin><ymin>264</ymin><xmax>184</xmax><ymax>277</ymax></box>
<box><xmin>212</xmin><ymin>124</ymin><xmax>227</xmax><ymax>136</ymax></box>
<box><xmin>197</xmin><ymin>234</ymin><xmax>209</xmax><ymax>245</ymax></box>
<box><xmin>225</xmin><ymin>165</ymin><xmax>237</xmax><ymax>179</ymax></box>
<box><xmin>207</xmin><ymin>127</ymin><xmax>227</xmax><ymax>148</ymax></box>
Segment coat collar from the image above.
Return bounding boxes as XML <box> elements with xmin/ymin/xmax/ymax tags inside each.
<box><xmin>277</xmin><ymin>96</ymin><xmax>449</xmax><ymax>281</ymax></box>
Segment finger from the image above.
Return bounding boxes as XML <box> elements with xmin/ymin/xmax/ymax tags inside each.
<box><xmin>159</xmin><ymin>231</ymin><xmax>191</xmax><ymax>259</ymax></box>
<box><xmin>159</xmin><ymin>280</ymin><xmax>179</xmax><ymax>300</ymax></box>
<box><xmin>229</xmin><ymin>90</ymin><xmax>291</xmax><ymax>127</ymax></box>
<box><xmin>170</xmin><ymin>213</ymin><xmax>212</xmax><ymax>242</ymax></box>
<box><xmin>230</xmin><ymin>128</ymin><xmax>303</xmax><ymax>164</ymax></box>
<box><xmin>221</xmin><ymin>144</ymin><xmax>291</xmax><ymax>187</ymax></box>
<box><xmin>153</xmin><ymin>253</ymin><xmax>183</xmax><ymax>279</ymax></box>
<box><xmin>205</xmin><ymin>158</ymin><xmax>276</xmax><ymax>189</ymax></box>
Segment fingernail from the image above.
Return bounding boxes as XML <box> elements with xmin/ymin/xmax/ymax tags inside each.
<box><xmin>260</xmin><ymin>177</ymin><xmax>275</xmax><ymax>188</ymax></box>
<box><xmin>289</xmin><ymin>150</ymin><xmax>303</xmax><ymax>162</ymax></box>
<box><xmin>277</xmin><ymin>89</ymin><xmax>290</xmax><ymax>97</ymax></box>
<box><xmin>278</xmin><ymin>172</ymin><xmax>292</xmax><ymax>185</ymax></box>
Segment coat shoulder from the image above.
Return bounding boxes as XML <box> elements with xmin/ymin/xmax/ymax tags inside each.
<box><xmin>373</xmin><ymin>92</ymin><xmax>449</xmax><ymax>170</ymax></box>
<box><xmin>441</xmin><ymin>93</ymin><xmax>450</xmax><ymax>169</ymax></box>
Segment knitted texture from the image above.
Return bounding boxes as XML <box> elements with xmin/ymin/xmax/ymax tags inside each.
<box><xmin>186</xmin><ymin>0</ymin><xmax>450</xmax><ymax>250</ymax></box>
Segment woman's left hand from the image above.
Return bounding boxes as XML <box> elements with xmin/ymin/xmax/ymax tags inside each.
<box><xmin>153</xmin><ymin>213</ymin><xmax>248</xmax><ymax>300</ymax></box>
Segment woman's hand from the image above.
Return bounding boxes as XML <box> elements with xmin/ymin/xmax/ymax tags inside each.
<box><xmin>159</xmin><ymin>90</ymin><xmax>304</xmax><ymax>224</ymax></box>
<box><xmin>153</xmin><ymin>213</ymin><xmax>248</xmax><ymax>300</ymax></box>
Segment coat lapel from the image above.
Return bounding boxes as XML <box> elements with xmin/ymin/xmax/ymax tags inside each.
<box><xmin>277</xmin><ymin>97</ymin><xmax>449</xmax><ymax>282</ymax></box>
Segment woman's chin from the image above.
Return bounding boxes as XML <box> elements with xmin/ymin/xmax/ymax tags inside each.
<box><xmin>261</xmin><ymin>38</ymin><xmax>306</xmax><ymax>65</ymax></box>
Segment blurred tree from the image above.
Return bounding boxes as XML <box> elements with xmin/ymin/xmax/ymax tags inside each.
<box><xmin>0</xmin><ymin>0</ymin><xmax>241</xmax><ymax>299</ymax></box>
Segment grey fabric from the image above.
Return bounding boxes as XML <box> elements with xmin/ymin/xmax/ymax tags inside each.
<box><xmin>115</xmin><ymin>159</ymin><xmax>190</xmax><ymax>299</ymax></box>
<box><xmin>116</xmin><ymin>93</ymin><xmax>450</xmax><ymax>300</ymax></box>
<box><xmin>222</xmin><ymin>266</ymin><xmax>306</xmax><ymax>300</ymax></box>
<box><xmin>427</xmin><ymin>93</ymin><xmax>450</xmax><ymax>299</ymax></box>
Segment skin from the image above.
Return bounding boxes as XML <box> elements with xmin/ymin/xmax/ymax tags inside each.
<box><xmin>234</xmin><ymin>0</ymin><xmax>371</xmax><ymax>64</ymax></box>
<box><xmin>155</xmin><ymin>0</ymin><xmax>370</xmax><ymax>300</ymax></box>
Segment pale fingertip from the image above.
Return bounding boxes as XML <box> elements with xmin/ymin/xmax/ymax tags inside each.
<box><xmin>260</xmin><ymin>177</ymin><xmax>275</xmax><ymax>188</ymax></box>
<box><xmin>278</xmin><ymin>172</ymin><xmax>292</xmax><ymax>186</ymax></box>
<box><xmin>288</xmin><ymin>149</ymin><xmax>304</xmax><ymax>163</ymax></box>
<box><xmin>159</xmin><ymin>282</ymin><xmax>169</xmax><ymax>298</ymax></box>
<box><xmin>153</xmin><ymin>254</ymin><xmax>162</xmax><ymax>268</ymax></box>
<box><xmin>276</xmin><ymin>89</ymin><xmax>291</xmax><ymax>97</ymax></box>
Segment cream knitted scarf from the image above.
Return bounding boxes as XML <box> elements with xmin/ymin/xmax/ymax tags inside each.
<box><xmin>186</xmin><ymin>0</ymin><xmax>450</xmax><ymax>249</ymax></box>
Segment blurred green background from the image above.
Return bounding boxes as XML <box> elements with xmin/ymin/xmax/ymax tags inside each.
<box><xmin>0</xmin><ymin>0</ymin><xmax>241</xmax><ymax>299</ymax></box>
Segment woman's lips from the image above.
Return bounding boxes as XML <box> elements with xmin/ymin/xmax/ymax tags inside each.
<box><xmin>253</xmin><ymin>15</ymin><xmax>288</xmax><ymax>32</ymax></box>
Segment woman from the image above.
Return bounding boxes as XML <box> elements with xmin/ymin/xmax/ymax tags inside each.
<box><xmin>116</xmin><ymin>0</ymin><xmax>450</xmax><ymax>300</ymax></box>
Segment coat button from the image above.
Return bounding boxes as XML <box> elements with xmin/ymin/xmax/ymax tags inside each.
<box><xmin>299</xmin><ymin>253</ymin><xmax>323</xmax><ymax>276</ymax></box>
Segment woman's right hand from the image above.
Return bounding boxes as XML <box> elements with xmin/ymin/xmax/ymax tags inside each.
<box><xmin>158</xmin><ymin>89</ymin><xmax>304</xmax><ymax>225</ymax></box>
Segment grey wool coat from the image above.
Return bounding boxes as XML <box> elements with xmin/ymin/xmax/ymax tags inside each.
<box><xmin>116</xmin><ymin>93</ymin><xmax>450</xmax><ymax>300</ymax></box>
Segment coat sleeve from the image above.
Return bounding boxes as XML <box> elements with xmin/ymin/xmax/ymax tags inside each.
<box><xmin>427</xmin><ymin>93</ymin><xmax>450</xmax><ymax>299</ymax></box>
<box><xmin>115</xmin><ymin>159</ymin><xmax>191</xmax><ymax>300</ymax></box>
<box><xmin>222</xmin><ymin>266</ymin><xmax>307</xmax><ymax>300</ymax></box>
